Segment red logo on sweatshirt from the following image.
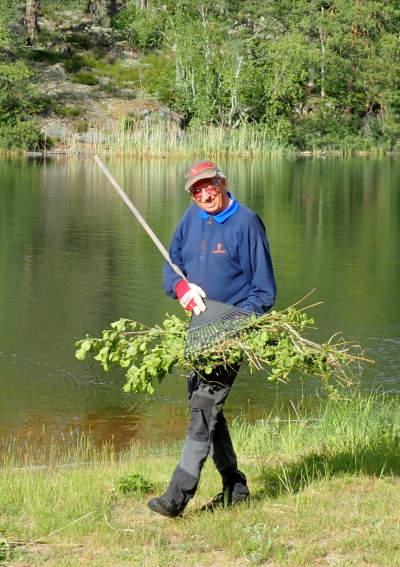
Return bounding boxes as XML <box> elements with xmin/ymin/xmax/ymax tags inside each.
<box><xmin>213</xmin><ymin>243</ymin><xmax>226</xmax><ymax>254</ymax></box>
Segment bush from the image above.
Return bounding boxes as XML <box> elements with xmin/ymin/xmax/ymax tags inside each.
<box><xmin>116</xmin><ymin>474</ymin><xmax>155</xmax><ymax>495</ymax></box>
<box><xmin>0</xmin><ymin>121</ymin><xmax>46</xmax><ymax>151</ymax></box>
<box><xmin>66</xmin><ymin>32</ymin><xmax>91</xmax><ymax>49</ymax></box>
<box><xmin>54</xmin><ymin>105</ymin><xmax>81</xmax><ymax>117</ymax></box>
<box><xmin>73</xmin><ymin>118</ymin><xmax>88</xmax><ymax>133</ymax></box>
<box><xmin>70</xmin><ymin>72</ymin><xmax>99</xmax><ymax>86</ymax></box>
<box><xmin>64</xmin><ymin>53</ymin><xmax>88</xmax><ymax>73</ymax></box>
<box><xmin>111</xmin><ymin>4</ymin><xmax>165</xmax><ymax>49</ymax></box>
<box><xmin>98</xmin><ymin>80</ymin><xmax>118</xmax><ymax>94</ymax></box>
<box><xmin>289</xmin><ymin>114</ymin><xmax>386</xmax><ymax>151</ymax></box>
<box><xmin>20</xmin><ymin>48</ymin><xmax>67</xmax><ymax>64</ymax></box>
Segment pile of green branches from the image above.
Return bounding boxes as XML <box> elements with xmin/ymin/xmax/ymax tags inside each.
<box><xmin>75</xmin><ymin>295</ymin><xmax>373</xmax><ymax>396</ymax></box>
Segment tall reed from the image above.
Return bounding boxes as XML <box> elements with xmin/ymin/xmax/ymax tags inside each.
<box><xmin>59</xmin><ymin>120</ymin><xmax>397</xmax><ymax>157</ymax></box>
<box><xmin>66</xmin><ymin>121</ymin><xmax>295</xmax><ymax>158</ymax></box>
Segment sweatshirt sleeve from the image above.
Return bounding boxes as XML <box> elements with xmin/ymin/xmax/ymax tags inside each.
<box><xmin>236</xmin><ymin>217</ymin><xmax>277</xmax><ymax>314</ymax></box>
<box><xmin>162</xmin><ymin>223</ymin><xmax>186</xmax><ymax>298</ymax></box>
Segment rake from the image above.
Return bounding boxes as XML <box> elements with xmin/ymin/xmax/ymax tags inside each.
<box><xmin>94</xmin><ymin>156</ymin><xmax>258</xmax><ymax>357</ymax></box>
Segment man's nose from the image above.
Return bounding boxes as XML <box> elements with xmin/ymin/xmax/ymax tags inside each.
<box><xmin>201</xmin><ymin>189</ymin><xmax>212</xmax><ymax>200</ymax></box>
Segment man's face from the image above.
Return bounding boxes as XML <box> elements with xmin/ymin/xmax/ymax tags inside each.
<box><xmin>190</xmin><ymin>176</ymin><xmax>230</xmax><ymax>215</ymax></box>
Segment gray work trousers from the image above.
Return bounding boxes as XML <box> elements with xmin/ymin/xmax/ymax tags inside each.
<box><xmin>163</xmin><ymin>363</ymin><xmax>248</xmax><ymax>509</ymax></box>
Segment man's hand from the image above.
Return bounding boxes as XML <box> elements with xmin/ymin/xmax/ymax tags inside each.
<box><xmin>175</xmin><ymin>280</ymin><xmax>206</xmax><ymax>315</ymax></box>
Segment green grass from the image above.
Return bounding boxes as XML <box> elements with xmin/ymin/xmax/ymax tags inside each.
<box><xmin>53</xmin><ymin>105</ymin><xmax>81</xmax><ymax>117</ymax></box>
<box><xmin>1</xmin><ymin>391</ymin><xmax>400</xmax><ymax>566</ymax></box>
<box><xmin>66</xmin><ymin>121</ymin><xmax>294</xmax><ymax>158</ymax></box>
<box><xmin>62</xmin><ymin>51</ymin><xmax>162</xmax><ymax>91</ymax></box>
<box><xmin>70</xmin><ymin>72</ymin><xmax>99</xmax><ymax>86</ymax></box>
<box><xmin>65</xmin><ymin>119</ymin><xmax>399</xmax><ymax>157</ymax></box>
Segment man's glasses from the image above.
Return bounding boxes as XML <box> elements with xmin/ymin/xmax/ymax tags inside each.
<box><xmin>191</xmin><ymin>178</ymin><xmax>221</xmax><ymax>199</ymax></box>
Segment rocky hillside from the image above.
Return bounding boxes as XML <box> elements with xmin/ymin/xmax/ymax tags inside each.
<box><xmin>26</xmin><ymin>8</ymin><xmax>182</xmax><ymax>148</ymax></box>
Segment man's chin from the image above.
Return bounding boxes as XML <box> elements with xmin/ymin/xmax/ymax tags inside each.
<box><xmin>203</xmin><ymin>204</ymin><xmax>219</xmax><ymax>214</ymax></box>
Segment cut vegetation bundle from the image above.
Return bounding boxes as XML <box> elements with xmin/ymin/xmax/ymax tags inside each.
<box><xmin>75</xmin><ymin>294</ymin><xmax>373</xmax><ymax>396</ymax></box>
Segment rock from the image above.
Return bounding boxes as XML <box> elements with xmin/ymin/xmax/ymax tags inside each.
<box><xmin>142</xmin><ymin>106</ymin><xmax>184</xmax><ymax>129</ymax></box>
<box><xmin>49</xmin><ymin>63</ymin><xmax>67</xmax><ymax>75</ymax></box>
<box><xmin>292</xmin><ymin>101</ymin><xmax>317</xmax><ymax>115</ymax></box>
<box><xmin>114</xmin><ymin>41</ymin><xmax>130</xmax><ymax>50</ymax></box>
<box><xmin>107</xmin><ymin>45</ymin><xmax>128</xmax><ymax>59</ymax></box>
<box><xmin>59</xmin><ymin>22</ymin><xmax>74</xmax><ymax>31</ymax></box>
<box><xmin>42</xmin><ymin>119</ymin><xmax>71</xmax><ymax>139</ymax></box>
<box><xmin>108</xmin><ymin>43</ymin><xmax>139</xmax><ymax>61</ymax></box>
<box><xmin>97</xmin><ymin>76</ymin><xmax>112</xmax><ymax>86</ymax></box>
<box><xmin>90</xmin><ymin>26</ymin><xmax>112</xmax><ymax>35</ymax></box>
<box><xmin>37</xmin><ymin>17</ymin><xmax>57</xmax><ymax>31</ymax></box>
<box><xmin>119</xmin><ymin>59</ymin><xmax>139</xmax><ymax>68</ymax></box>
<box><xmin>50</xmin><ymin>43</ymin><xmax>72</xmax><ymax>56</ymax></box>
<box><xmin>70</xmin><ymin>22</ymin><xmax>87</xmax><ymax>32</ymax></box>
<box><xmin>115</xmin><ymin>88</ymin><xmax>136</xmax><ymax>98</ymax></box>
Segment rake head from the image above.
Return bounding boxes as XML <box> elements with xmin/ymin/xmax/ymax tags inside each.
<box><xmin>184</xmin><ymin>299</ymin><xmax>259</xmax><ymax>358</ymax></box>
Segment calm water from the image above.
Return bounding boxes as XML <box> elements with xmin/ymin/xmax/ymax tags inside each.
<box><xmin>0</xmin><ymin>156</ymin><xmax>399</xmax><ymax>449</ymax></box>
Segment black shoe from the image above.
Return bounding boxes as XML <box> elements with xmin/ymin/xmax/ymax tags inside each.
<box><xmin>147</xmin><ymin>496</ymin><xmax>183</xmax><ymax>518</ymax></box>
<box><xmin>200</xmin><ymin>487</ymin><xmax>250</xmax><ymax>512</ymax></box>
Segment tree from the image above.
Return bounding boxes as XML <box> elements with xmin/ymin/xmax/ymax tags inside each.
<box><xmin>0</xmin><ymin>1</ymin><xmax>11</xmax><ymax>52</ymax></box>
<box><xmin>86</xmin><ymin>0</ymin><xmax>128</xmax><ymax>22</ymax></box>
<box><xmin>25</xmin><ymin>0</ymin><xmax>40</xmax><ymax>45</ymax></box>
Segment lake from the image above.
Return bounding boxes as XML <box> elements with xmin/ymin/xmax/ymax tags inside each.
<box><xmin>0</xmin><ymin>155</ymin><xmax>399</xmax><ymax>450</ymax></box>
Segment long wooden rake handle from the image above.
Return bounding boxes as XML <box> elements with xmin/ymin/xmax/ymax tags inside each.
<box><xmin>94</xmin><ymin>155</ymin><xmax>187</xmax><ymax>282</ymax></box>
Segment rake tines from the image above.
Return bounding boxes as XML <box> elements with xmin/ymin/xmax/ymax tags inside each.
<box><xmin>184</xmin><ymin>299</ymin><xmax>258</xmax><ymax>357</ymax></box>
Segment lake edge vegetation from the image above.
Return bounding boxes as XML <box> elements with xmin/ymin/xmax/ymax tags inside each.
<box><xmin>1</xmin><ymin>1</ymin><xmax>400</xmax><ymax>155</ymax></box>
<box><xmin>1</xmin><ymin>390</ymin><xmax>400</xmax><ymax>566</ymax></box>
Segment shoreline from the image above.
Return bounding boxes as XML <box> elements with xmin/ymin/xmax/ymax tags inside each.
<box><xmin>19</xmin><ymin>147</ymin><xmax>400</xmax><ymax>159</ymax></box>
<box><xmin>1</xmin><ymin>391</ymin><xmax>400</xmax><ymax>566</ymax></box>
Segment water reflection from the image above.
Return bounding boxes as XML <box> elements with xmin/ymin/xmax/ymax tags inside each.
<box><xmin>0</xmin><ymin>156</ymin><xmax>399</xmax><ymax>451</ymax></box>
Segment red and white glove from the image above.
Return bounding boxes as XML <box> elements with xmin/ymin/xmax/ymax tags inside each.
<box><xmin>175</xmin><ymin>280</ymin><xmax>206</xmax><ymax>316</ymax></box>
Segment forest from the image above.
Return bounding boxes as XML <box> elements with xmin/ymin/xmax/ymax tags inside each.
<box><xmin>1</xmin><ymin>0</ymin><xmax>400</xmax><ymax>152</ymax></box>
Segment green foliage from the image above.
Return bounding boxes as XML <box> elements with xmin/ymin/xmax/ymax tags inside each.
<box><xmin>22</xmin><ymin>48</ymin><xmax>68</xmax><ymax>64</ymax></box>
<box><xmin>0</xmin><ymin>61</ymin><xmax>52</xmax><ymax>126</ymax></box>
<box><xmin>120</xmin><ymin>0</ymin><xmax>400</xmax><ymax>146</ymax></box>
<box><xmin>4</xmin><ymin>0</ymin><xmax>400</xmax><ymax>150</ymax></box>
<box><xmin>54</xmin><ymin>105</ymin><xmax>81</xmax><ymax>117</ymax></box>
<box><xmin>0</xmin><ymin>61</ymin><xmax>33</xmax><ymax>97</ymax></box>
<box><xmin>116</xmin><ymin>474</ymin><xmax>155</xmax><ymax>495</ymax></box>
<box><xmin>75</xmin><ymin>298</ymin><xmax>371</xmax><ymax>397</ymax></box>
<box><xmin>239</xmin><ymin>523</ymin><xmax>278</xmax><ymax>564</ymax></box>
<box><xmin>0</xmin><ymin>0</ymin><xmax>15</xmax><ymax>51</ymax></box>
<box><xmin>67</xmin><ymin>32</ymin><xmax>92</xmax><ymax>49</ymax></box>
<box><xmin>70</xmin><ymin>72</ymin><xmax>99</xmax><ymax>86</ymax></box>
<box><xmin>0</xmin><ymin>539</ymin><xmax>11</xmax><ymax>563</ymax></box>
<box><xmin>0</xmin><ymin>120</ymin><xmax>45</xmax><ymax>151</ymax></box>
<box><xmin>111</xmin><ymin>2</ymin><xmax>166</xmax><ymax>49</ymax></box>
<box><xmin>64</xmin><ymin>53</ymin><xmax>90</xmax><ymax>73</ymax></box>
<box><xmin>73</xmin><ymin>118</ymin><xmax>89</xmax><ymax>132</ymax></box>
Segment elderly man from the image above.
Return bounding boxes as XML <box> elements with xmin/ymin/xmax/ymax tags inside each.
<box><xmin>147</xmin><ymin>160</ymin><xmax>276</xmax><ymax>517</ymax></box>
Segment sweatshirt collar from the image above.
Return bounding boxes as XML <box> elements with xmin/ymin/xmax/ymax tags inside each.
<box><xmin>199</xmin><ymin>192</ymin><xmax>239</xmax><ymax>223</ymax></box>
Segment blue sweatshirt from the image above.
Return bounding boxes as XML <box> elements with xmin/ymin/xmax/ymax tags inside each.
<box><xmin>163</xmin><ymin>196</ymin><xmax>276</xmax><ymax>314</ymax></box>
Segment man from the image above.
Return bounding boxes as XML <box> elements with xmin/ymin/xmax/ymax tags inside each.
<box><xmin>147</xmin><ymin>160</ymin><xmax>276</xmax><ymax>517</ymax></box>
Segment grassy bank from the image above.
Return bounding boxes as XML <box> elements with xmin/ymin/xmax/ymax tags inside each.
<box><xmin>41</xmin><ymin>122</ymin><xmax>394</xmax><ymax>158</ymax></box>
<box><xmin>1</xmin><ymin>391</ymin><xmax>400</xmax><ymax>566</ymax></box>
<box><xmin>65</xmin><ymin>122</ymin><xmax>294</xmax><ymax>158</ymax></box>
